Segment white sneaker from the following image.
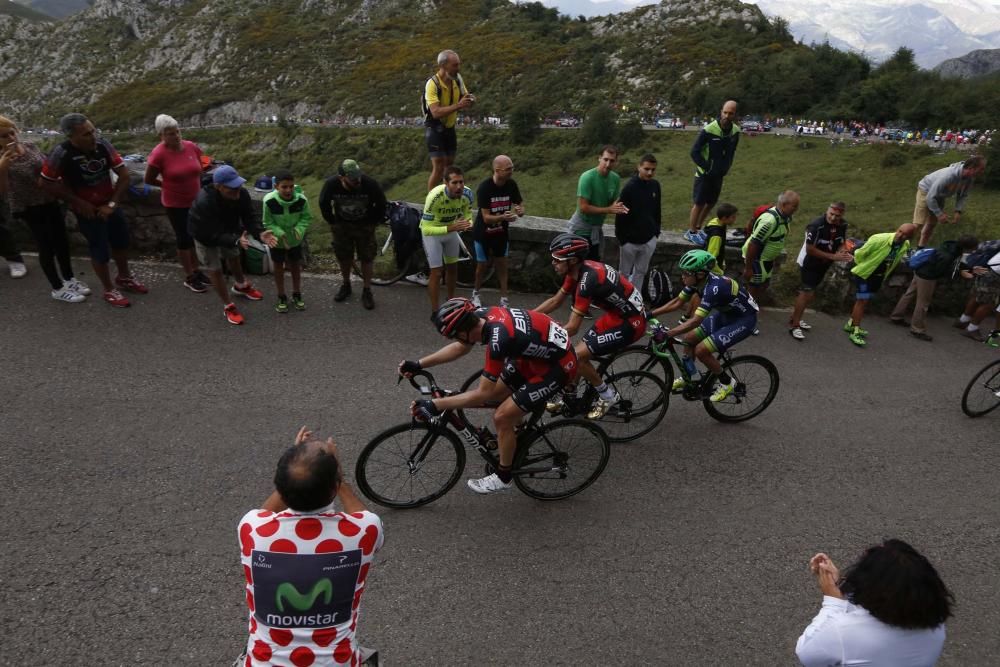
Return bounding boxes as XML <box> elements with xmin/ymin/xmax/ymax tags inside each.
<box><xmin>65</xmin><ymin>278</ymin><xmax>92</xmax><ymax>295</ymax></box>
<box><xmin>471</xmin><ymin>291</ymin><xmax>482</xmax><ymax>308</ymax></box>
<box><xmin>51</xmin><ymin>285</ymin><xmax>86</xmax><ymax>302</ymax></box>
<box><xmin>467</xmin><ymin>473</ymin><xmax>513</xmax><ymax>495</ymax></box>
<box><xmin>797</xmin><ymin>320</ymin><xmax>812</xmax><ymax>330</ymax></box>
<box><xmin>8</xmin><ymin>261</ymin><xmax>27</xmax><ymax>278</ymax></box>
<box><xmin>499</xmin><ymin>297</ymin><xmax>510</xmax><ymax>308</ymax></box>
<box><xmin>406</xmin><ymin>272</ymin><xmax>429</xmax><ymax>286</ymax></box>
<box><xmin>789</xmin><ymin>326</ymin><xmax>805</xmax><ymax>340</ymax></box>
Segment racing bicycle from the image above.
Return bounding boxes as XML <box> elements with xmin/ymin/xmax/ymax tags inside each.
<box><xmin>355</xmin><ymin>371</ymin><xmax>610</xmax><ymax>508</ymax></box>
<box><xmin>604</xmin><ymin>318</ymin><xmax>779</xmax><ymax>423</ymax></box>
<box><xmin>961</xmin><ymin>358</ymin><xmax>1000</xmax><ymax>418</ymax></box>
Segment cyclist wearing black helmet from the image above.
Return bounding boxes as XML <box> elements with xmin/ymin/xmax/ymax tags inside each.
<box><xmin>535</xmin><ymin>233</ymin><xmax>647</xmax><ymax>418</ymax></box>
<box><xmin>399</xmin><ymin>298</ymin><xmax>578</xmax><ymax>494</ymax></box>
<box><xmin>651</xmin><ymin>249</ymin><xmax>758</xmax><ymax>402</ymax></box>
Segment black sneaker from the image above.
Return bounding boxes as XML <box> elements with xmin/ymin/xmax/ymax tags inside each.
<box><xmin>334</xmin><ymin>283</ymin><xmax>351</xmax><ymax>302</ymax></box>
<box><xmin>184</xmin><ymin>273</ymin><xmax>208</xmax><ymax>293</ymax></box>
<box><xmin>362</xmin><ymin>288</ymin><xmax>375</xmax><ymax>310</ymax></box>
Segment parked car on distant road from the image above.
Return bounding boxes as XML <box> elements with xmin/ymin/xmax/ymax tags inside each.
<box><xmin>555</xmin><ymin>117</ymin><xmax>580</xmax><ymax>127</ymax></box>
<box><xmin>740</xmin><ymin>120</ymin><xmax>763</xmax><ymax>133</ymax></box>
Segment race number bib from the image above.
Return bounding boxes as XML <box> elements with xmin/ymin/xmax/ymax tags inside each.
<box><xmin>547</xmin><ymin>322</ymin><xmax>570</xmax><ymax>349</ymax></box>
<box><xmin>627</xmin><ymin>288</ymin><xmax>644</xmax><ymax>311</ymax></box>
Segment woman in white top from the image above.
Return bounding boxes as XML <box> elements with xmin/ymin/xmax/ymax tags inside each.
<box><xmin>797</xmin><ymin>539</ymin><xmax>952</xmax><ymax>667</ymax></box>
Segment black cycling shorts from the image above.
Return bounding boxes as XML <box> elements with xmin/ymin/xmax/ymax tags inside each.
<box><xmin>500</xmin><ymin>351</ymin><xmax>578</xmax><ymax>413</ymax></box>
<box><xmin>425</xmin><ymin>125</ymin><xmax>457</xmax><ymax>158</ymax></box>
<box><xmin>798</xmin><ymin>264</ymin><xmax>831</xmax><ymax>291</ymax></box>
<box><xmin>269</xmin><ymin>245</ymin><xmax>303</xmax><ymax>264</ymax></box>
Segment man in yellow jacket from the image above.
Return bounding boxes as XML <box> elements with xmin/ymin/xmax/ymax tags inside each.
<box><xmin>845</xmin><ymin>223</ymin><xmax>916</xmax><ymax>347</ymax></box>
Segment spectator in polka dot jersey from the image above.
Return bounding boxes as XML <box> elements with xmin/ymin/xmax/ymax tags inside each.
<box><xmin>237</xmin><ymin>427</ymin><xmax>384</xmax><ymax>667</ymax></box>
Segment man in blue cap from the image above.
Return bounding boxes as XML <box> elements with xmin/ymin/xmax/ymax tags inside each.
<box><xmin>188</xmin><ymin>165</ymin><xmax>276</xmax><ymax>325</ymax></box>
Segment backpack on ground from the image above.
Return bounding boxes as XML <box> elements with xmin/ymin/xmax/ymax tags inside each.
<box><xmin>966</xmin><ymin>240</ymin><xmax>1000</xmax><ymax>274</ymax></box>
<box><xmin>386</xmin><ymin>201</ymin><xmax>422</xmax><ymax>269</ymax></box>
<box><xmin>242</xmin><ymin>237</ymin><xmax>272</xmax><ymax>275</ymax></box>
<box><xmin>907</xmin><ymin>247</ymin><xmax>937</xmax><ymax>270</ymax></box>
<box><xmin>642</xmin><ymin>267</ymin><xmax>673</xmax><ymax>311</ymax></box>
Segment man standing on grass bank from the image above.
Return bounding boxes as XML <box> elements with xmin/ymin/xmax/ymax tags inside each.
<box><xmin>686</xmin><ymin>100</ymin><xmax>740</xmax><ymax>245</ymax></box>
<box><xmin>615</xmin><ymin>153</ymin><xmax>661</xmax><ymax>293</ymax></box>
<box><xmin>567</xmin><ymin>145</ymin><xmax>628</xmax><ymax>262</ymax></box>
<box><xmin>423</xmin><ymin>49</ymin><xmax>475</xmax><ymax>191</ymax></box>
<box><xmin>913</xmin><ymin>156</ymin><xmax>986</xmax><ymax>248</ymax></box>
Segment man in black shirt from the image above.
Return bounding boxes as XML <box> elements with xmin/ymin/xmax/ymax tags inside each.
<box><xmin>471</xmin><ymin>155</ymin><xmax>523</xmax><ymax>308</ymax></box>
<box><xmin>319</xmin><ymin>159</ymin><xmax>387</xmax><ymax>310</ymax></box>
<box><xmin>788</xmin><ymin>202</ymin><xmax>853</xmax><ymax>339</ymax></box>
<box><xmin>615</xmin><ymin>154</ymin><xmax>661</xmax><ymax>293</ymax></box>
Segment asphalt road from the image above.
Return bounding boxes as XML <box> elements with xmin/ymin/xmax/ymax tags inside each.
<box><xmin>2</xmin><ymin>258</ymin><xmax>999</xmax><ymax>666</ymax></box>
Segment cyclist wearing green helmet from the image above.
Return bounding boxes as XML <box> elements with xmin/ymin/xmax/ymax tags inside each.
<box><xmin>651</xmin><ymin>249</ymin><xmax>758</xmax><ymax>402</ymax></box>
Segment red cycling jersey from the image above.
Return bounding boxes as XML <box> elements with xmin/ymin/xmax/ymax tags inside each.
<box><xmin>479</xmin><ymin>307</ymin><xmax>574</xmax><ymax>382</ymax></box>
<box><xmin>561</xmin><ymin>261</ymin><xmax>644</xmax><ymax>318</ymax></box>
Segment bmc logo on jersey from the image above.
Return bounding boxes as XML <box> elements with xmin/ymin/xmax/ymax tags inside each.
<box><xmin>527</xmin><ymin>380</ymin><xmax>561</xmax><ymax>404</ymax></box>
<box><xmin>510</xmin><ymin>308</ymin><xmax>529</xmax><ymax>334</ymax></box>
<box><xmin>596</xmin><ymin>331</ymin><xmax>623</xmax><ymax>345</ymax></box>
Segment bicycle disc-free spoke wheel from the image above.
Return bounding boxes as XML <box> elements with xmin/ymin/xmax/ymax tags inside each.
<box><xmin>355</xmin><ymin>422</ymin><xmax>466</xmax><ymax>508</ymax></box>
<box><xmin>513</xmin><ymin>419</ymin><xmax>610</xmax><ymax>500</ymax></box>
<box><xmin>598</xmin><ymin>370</ymin><xmax>669</xmax><ymax>442</ymax></box>
<box><xmin>961</xmin><ymin>359</ymin><xmax>1000</xmax><ymax>418</ymax></box>
<box><xmin>703</xmin><ymin>355</ymin><xmax>779</xmax><ymax>423</ymax></box>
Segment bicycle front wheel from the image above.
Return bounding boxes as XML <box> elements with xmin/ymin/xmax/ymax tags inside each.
<box><xmin>598</xmin><ymin>369</ymin><xmax>669</xmax><ymax>442</ymax></box>
<box><xmin>513</xmin><ymin>419</ymin><xmax>610</xmax><ymax>500</ymax></box>
<box><xmin>703</xmin><ymin>355</ymin><xmax>779</xmax><ymax>423</ymax></box>
<box><xmin>961</xmin><ymin>359</ymin><xmax>1000</xmax><ymax>418</ymax></box>
<box><xmin>355</xmin><ymin>422</ymin><xmax>466</xmax><ymax>508</ymax></box>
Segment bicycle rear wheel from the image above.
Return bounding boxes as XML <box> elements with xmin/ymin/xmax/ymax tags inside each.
<box><xmin>513</xmin><ymin>419</ymin><xmax>610</xmax><ymax>500</ymax></box>
<box><xmin>597</xmin><ymin>369</ymin><xmax>668</xmax><ymax>442</ymax></box>
<box><xmin>961</xmin><ymin>359</ymin><xmax>1000</xmax><ymax>418</ymax></box>
<box><xmin>355</xmin><ymin>422</ymin><xmax>466</xmax><ymax>508</ymax></box>
<box><xmin>454</xmin><ymin>232</ymin><xmax>494</xmax><ymax>288</ymax></box>
<box><xmin>703</xmin><ymin>355</ymin><xmax>779</xmax><ymax>423</ymax></box>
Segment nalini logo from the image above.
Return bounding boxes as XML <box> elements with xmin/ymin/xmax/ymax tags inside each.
<box><xmin>276</xmin><ymin>579</ymin><xmax>333</xmax><ymax>612</ymax></box>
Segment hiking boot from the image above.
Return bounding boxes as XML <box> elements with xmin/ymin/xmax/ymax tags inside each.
<box><xmin>275</xmin><ymin>295</ymin><xmax>289</xmax><ymax>314</ymax></box>
<box><xmin>909</xmin><ymin>330</ymin><xmax>933</xmax><ymax>342</ymax></box>
<box><xmin>115</xmin><ymin>273</ymin><xmax>148</xmax><ymax>294</ymax></box>
<box><xmin>292</xmin><ymin>292</ymin><xmax>306</xmax><ymax>311</ymax></box>
<box><xmin>184</xmin><ymin>273</ymin><xmax>208</xmax><ymax>293</ymax></box>
<box><xmin>789</xmin><ymin>326</ymin><xmax>805</xmax><ymax>340</ymax></box>
<box><xmin>231</xmin><ymin>282</ymin><xmax>263</xmax><ymax>300</ymax></box>
<box><xmin>710</xmin><ymin>381</ymin><xmax>735</xmax><ymax>402</ymax></box>
<box><xmin>848</xmin><ymin>327</ymin><xmax>867</xmax><ymax>347</ymax></box>
<box><xmin>334</xmin><ymin>283</ymin><xmax>351</xmax><ymax>302</ymax></box>
<box><xmin>224</xmin><ymin>303</ymin><xmax>244</xmax><ymax>325</ymax></box>
<box><xmin>361</xmin><ymin>288</ymin><xmax>374</xmax><ymax>310</ymax></box>
<box><xmin>65</xmin><ymin>277</ymin><xmax>92</xmax><ymax>295</ymax></box>
<box><xmin>961</xmin><ymin>328</ymin><xmax>986</xmax><ymax>342</ymax></box>
<box><xmin>103</xmin><ymin>288</ymin><xmax>130</xmax><ymax>308</ymax></box>
<box><xmin>588</xmin><ymin>393</ymin><xmax>621</xmax><ymax>419</ymax></box>
<box><xmin>51</xmin><ymin>285</ymin><xmax>86</xmax><ymax>303</ymax></box>
<box><xmin>467</xmin><ymin>473</ymin><xmax>513</xmax><ymax>495</ymax></box>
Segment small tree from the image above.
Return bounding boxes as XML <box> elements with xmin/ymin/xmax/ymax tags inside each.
<box><xmin>615</xmin><ymin>118</ymin><xmax>645</xmax><ymax>149</ymax></box>
<box><xmin>508</xmin><ymin>102</ymin><xmax>540</xmax><ymax>145</ymax></box>
<box><xmin>580</xmin><ymin>104</ymin><xmax>615</xmax><ymax>149</ymax></box>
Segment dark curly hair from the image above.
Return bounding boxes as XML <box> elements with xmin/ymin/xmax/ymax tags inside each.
<box><xmin>274</xmin><ymin>441</ymin><xmax>340</xmax><ymax>512</ymax></box>
<box><xmin>839</xmin><ymin>539</ymin><xmax>953</xmax><ymax>629</ymax></box>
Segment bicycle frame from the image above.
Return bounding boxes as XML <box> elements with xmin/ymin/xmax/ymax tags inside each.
<box><xmin>645</xmin><ymin>318</ymin><xmax>732</xmax><ymax>401</ymax></box>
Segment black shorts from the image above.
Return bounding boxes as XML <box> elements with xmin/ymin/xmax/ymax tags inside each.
<box><xmin>425</xmin><ymin>125</ymin><xmax>457</xmax><ymax>158</ymax></box>
<box><xmin>269</xmin><ymin>245</ymin><xmax>303</xmax><ymax>264</ymax></box>
<box><xmin>799</xmin><ymin>264</ymin><xmax>831</xmax><ymax>291</ymax></box>
<box><xmin>583</xmin><ymin>313</ymin><xmax>647</xmax><ymax>356</ymax></box>
<box><xmin>165</xmin><ymin>207</ymin><xmax>194</xmax><ymax>250</ymax></box>
<box><xmin>500</xmin><ymin>351</ymin><xmax>578</xmax><ymax>413</ymax></box>
<box><xmin>692</xmin><ymin>175</ymin><xmax>724</xmax><ymax>207</ymax></box>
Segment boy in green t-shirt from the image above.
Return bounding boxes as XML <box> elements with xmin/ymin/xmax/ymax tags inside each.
<box><xmin>262</xmin><ymin>170</ymin><xmax>312</xmax><ymax>313</ymax></box>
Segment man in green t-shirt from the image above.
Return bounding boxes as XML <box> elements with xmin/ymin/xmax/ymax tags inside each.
<box><xmin>567</xmin><ymin>144</ymin><xmax>628</xmax><ymax>261</ymax></box>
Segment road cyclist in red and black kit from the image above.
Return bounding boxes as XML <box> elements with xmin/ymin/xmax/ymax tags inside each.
<box><xmin>651</xmin><ymin>249</ymin><xmax>758</xmax><ymax>402</ymax></box>
<box><xmin>399</xmin><ymin>298</ymin><xmax>578</xmax><ymax>495</ymax></box>
<box><xmin>535</xmin><ymin>233</ymin><xmax>648</xmax><ymax>419</ymax></box>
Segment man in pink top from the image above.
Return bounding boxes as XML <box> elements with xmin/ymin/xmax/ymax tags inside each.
<box><xmin>145</xmin><ymin>114</ymin><xmax>209</xmax><ymax>291</ymax></box>
<box><xmin>238</xmin><ymin>426</ymin><xmax>383</xmax><ymax>666</ymax></box>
